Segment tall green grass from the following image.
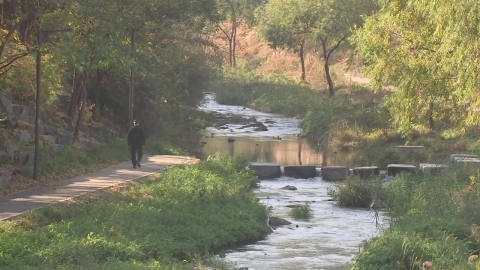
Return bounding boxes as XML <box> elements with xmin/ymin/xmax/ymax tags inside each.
<box><xmin>352</xmin><ymin>168</ymin><xmax>480</xmax><ymax>269</ymax></box>
<box><xmin>0</xmin><ymin>155</ymin><xmax>270</xmax><ymax>269</ymax></box>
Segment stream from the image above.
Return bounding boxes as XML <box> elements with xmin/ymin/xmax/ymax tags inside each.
<box><xmin>198</xmin><ymin>93</ymin><xmax>387</xmax><ymax>270</ymax></box>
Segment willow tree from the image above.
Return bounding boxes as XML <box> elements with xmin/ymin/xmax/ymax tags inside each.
<box><xmin>353</xmin><ymin>0</ymin><xmax>480</xmax><ymax>138</ymax></box>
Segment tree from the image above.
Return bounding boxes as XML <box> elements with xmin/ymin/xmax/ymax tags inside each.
<box><xmin>310</xmin><ymin>0</ymin><xmax>374</xmax><ymax>96</ymax></box>
<box><xmin>353</xmin><ymin>0</ymin><xmax>480</xmax><ymax>138</ymax></box>
<box><xmin>216</xmin><ymin>0</ymin><xmax>262</xmax><ymax>67</ymax></box>
<box><xmin>256</xmin><ymin>0</ymin><xmax>316</xmax><ymax>81</ymax></box>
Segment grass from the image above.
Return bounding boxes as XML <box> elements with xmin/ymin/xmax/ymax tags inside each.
<box><xmin>327</xmin><ymin>176</ymin><xmax>385</xmax><ymax>208</ymax></box>
<box><xmin>289</xmin><ymin>204</ymin><xmax>313</xmax><ymax>220</ymax></box>
<box><xmin>351</xmin><ymin>167</ymin><xmax>480</xmax><ymax>269</ymax></box>
<box><xmin>0</xmin><ymin>155</ymin><xmax>270</xmax><ymax>270</ymax></box>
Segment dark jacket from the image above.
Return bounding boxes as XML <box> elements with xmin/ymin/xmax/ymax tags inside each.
<box><xmin>128</xmin><ymin>126</ymin><xmax>146</xmax><ymax>147</ymax></box>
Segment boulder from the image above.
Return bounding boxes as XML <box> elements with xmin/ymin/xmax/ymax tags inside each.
<box><xmin>387</xmin><ymin>164</ymin><xmax>416</xmax><ymax>176</ymax></box>
<box><xmin>56</xmin><ymin>130</ymin><xmax>73</xmax><ymax>145</ymax></box>
<box><xmin>40</xmin><ymin>135</ymin><xmax>57</xmax><ymax>146</ymax></box>
<box><xmin>280</xmin><ymin>185</ymin><xmax>298</xmax><ymax>191</ymax></box>
<box><xmin>0</xmin><ymin>169</ymin><xmax>12</xmax><ymax>190</ymax></box>
<box><xmin>268</xmin><ymin>216</ymin><xmax>292</xmax><ymax>226</ymax></box>
<box><xmin>322</xmin><ymin>166</ymin><xmax>349</xmax><ymax>181</ymax></box>
<box><xmin>352</xmin><ymin>166</ymin><xmax>380</xmax><ymax>179</ymax></box>
<box><xmin>49</xmin><ymin>144</ymin><xmax>65</xmax><ymax>152</ymax></box>
<box><xmin>17</xmin><ymin>146</ymin><xmax>34</xmax><ymax>165</ymax></box>
<box><xmin>0</xmin><ymin>92</ymin><xmax>13</xmax><ymax>115</ymax></box>
<box><xmin>18</xmin><ymin>130</ymin><xmax>32</xmax><ymax>144</ymax></box>
<box><xmin>249</xmin><ymin>162</ymin><xmax>282</xmax><ymax>179</ymax></box>
<box><xmin>11</xmin><ymin>104</ymin><xmax>29</xmax><ymax>119</ymax></box>
<box><xmin>2</xmin><ymin>140</ymin><xmax>16</xmax><ymax>161</ymax></box>
<box><xmin>284</xmin><ymin>165</ymin><xmax>317</xmax><ymax>179</ymax></box>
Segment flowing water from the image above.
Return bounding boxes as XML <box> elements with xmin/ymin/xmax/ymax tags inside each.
<box><xmin>198</xmin><ymin>93</ymin><xmax>387</xmax><ymax>270</ymax></box>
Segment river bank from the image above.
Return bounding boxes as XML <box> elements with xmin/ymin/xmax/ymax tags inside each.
<box><xmin>0</xmin><ymin>155</ymin><xmax>270</xmax><ymax>270</ymax></box>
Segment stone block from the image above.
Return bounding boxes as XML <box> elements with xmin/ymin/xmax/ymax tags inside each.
<box><xmin>249</xmin><ymin>162</ymin><xmax>282</xmax><ymax>179</ymax></box>
<box><xmin>352</xmin><ymin>166</ymin><xmax>380</xmax><ymax>179</ymax></box>
<box><xmin>284</xmin><ymin>165</ymin><xmax>317</xmax><ymax>179</ymax></box>
<box><xmin>419</xmin><ymin>163</ymin><xmax>449</xmax><ymax>175</ymax></box>
<box><xmin>387</xmin><ymin>164</ymin><xmax>417</xmax><ymax>176</ymax></box>
<box><xmin>322</xmin><ymin>166</ymin><xmax>349</xmax><ymax>181</ymax></box>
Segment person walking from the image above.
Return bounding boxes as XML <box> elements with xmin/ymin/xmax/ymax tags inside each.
<box><xmin>127</xmin><ymin>119</ymin><xmax>146</xmax><ymax>169</ymax></box>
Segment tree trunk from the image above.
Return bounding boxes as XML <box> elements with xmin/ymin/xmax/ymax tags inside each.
<box><xmin>232</xmin><ymin>22</ymin><xmax>237</xmax><ymax>67</ymax></box>
<box><xmin>92</xmin><ymin>69</ymin><xmax>104</xmax><ymax>120</ymax></box>
<box><xmin>428</xmin><ymin>102</ymin><xmax>434</xmax><ymax>130</ymax></box>
<box><xmin>299</xmin><ymin>41</ymin><xmax>306</xmax><ymax>81</ymax></box>
<box><xmin>321</xmin><ymin>40</ymin><xmax>335</xmax><ymax>96</ymax></box>
<box><xmin>74</xmin><ymin>76</ymin><xmax>87</xmax><ymax>137</ymax></box>
<box><xmin>68</xmin><ymin>70</ymin><xmax>79</xmax><ymax>118</ymax></box>
<box><xmin>325</xmin><ymin>61</ymin><xmax>335</xmax><ymax>96</ymax></box>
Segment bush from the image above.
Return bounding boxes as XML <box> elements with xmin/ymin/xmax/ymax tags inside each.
<box><xmin>289</xmin><ymin>204</ymin><xmax>313</xmax><ymax>220</ymax></box>
<box><xmin>327</xmin><ymin>176</ymin><xmax>384</xmax><ymax>208</ymax></box>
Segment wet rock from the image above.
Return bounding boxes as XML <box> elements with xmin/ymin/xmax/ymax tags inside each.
<box><xmin>0</xmin><ymin>169</ymin><xmax>12</xmax><ymax>190</ymax></box>
<box><xmin>281</xmin><ymin>185</ymin><xmax>297</xmax><ymax>191</ymax></box>
<box><xmin>284</xmin><ymin>165</ymin><xmax>317</xmax><ymax>179</ymax></box>
<box><xmin>227</xmin><ymin>137</ymin><xmax>235</xmax><ymax>142</ymax></box>
<box><xmin>18</xmin><ymin>130</ymin><xmax>32</xmax><ymax>144</ymax></box>
<box><xmin>269</xmin><ymin>216</ymin><xmax>292</xmax><ymax>226</ymax></box>
<box><xmin>322</xmin><ymin>166</ymin><xmax>349</xmax><ymax>181</ymax></box>
<box><xmin>249</xmin><ymin>162</ymin><xmax>282</xmax><ymax>179</ymax></box>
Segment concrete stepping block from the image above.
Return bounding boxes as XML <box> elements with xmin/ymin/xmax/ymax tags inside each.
<box><xmin>387</xmin><ymin>164</ymin><xmax>416</xmax><ymax>176</ymax></box>
<box><xmin>454</xmin><ymin>158</ymin><xmax>480</xmax><ymax>168</ymax></box>
<box><xmin>284</xmin><ymin>165</ymin><xmax>317</xmax><ymax>179</ymax></box>
<box><xmin>419</xmin><ymin>163</ymin><xmax>448</xmax><ymax>175</ymax></box>
<box><xmin>322</xmin><ymin>166</ymin><xmax>349</xmax><ymax>181</ymax></box>
<box><xmin>450</xmin><ymin>154</ymin><xmax>479</xmax><ymax>161</ymax></box>
<box><xmin>352</xmin><ymin>166</ymin><xmax>380</xmax><ymax>179</ymax></box>
<box><xmin>249</xmin><ymin>162</ymin><xmax>282</xmax><ymax>179</ymax></box>
<box><xmin>395</xmin><ymin>145</ymin><xmax>426</xmax><ymax>153</ymax></box>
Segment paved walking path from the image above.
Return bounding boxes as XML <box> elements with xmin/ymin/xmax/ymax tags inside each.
<box><xmin>0</xmin><ymin>155</ymin><xmax>194</xmax><ymax>221</ymax></box>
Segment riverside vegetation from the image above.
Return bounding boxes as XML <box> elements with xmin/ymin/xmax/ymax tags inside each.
<box><xmin>0</xmin><ymin>155</ymin><xmax>271</xmax><ymax>269</ymax></box>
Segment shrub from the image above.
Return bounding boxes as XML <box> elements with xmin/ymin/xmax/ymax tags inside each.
<box><xmin>327</xmin><ymin>176</ymin><xmax>384</xmax><ymax>208</ymax></box>
<box><xmin>289</xmin><ymin>204</ymin><xmax>313</xmax><ymax>220</ymax></box>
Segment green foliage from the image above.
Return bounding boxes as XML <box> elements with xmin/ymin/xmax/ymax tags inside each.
<box><xmin>352</xmin><ymin>168</ymin><xmax>480</xmax><ymax>269</ymax></box>
<box><xmin>353</xmin><ymin>0</ymin><xmax>480</xmax><ymax>138</ymax></box>
<box><xmin>0</xmin><ymin>156</ymin><xmax>269</xmax><ymax>269</ymax></box>
<box><xmin>327</xmin><ymin>176</ymin><xmax>384</xmax><ymax>208</ymax></box>
<box><xmin>289</xmin><ymin>204</ymin><xmax>313</xmax><ymax>220</ymax></box>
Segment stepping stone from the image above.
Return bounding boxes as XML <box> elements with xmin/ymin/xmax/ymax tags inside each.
<box><xmin>395</xmin><ymin>145</ymin><xmax>426</xmax><ymax>153</ymax></box>
<box><xmin>387</xmin><ymin>164</ymin><xmax>416</xmax><ymax>176</ymax></box>
<box><xmin>419</xmin><ymin>163</ymin><xmax>448</xmax><ymax>175</ymax></box>
<box><xmin>284</xmin><ymin>165</ymin><xmax>317</xmax><ymax>179</ymax></box>
<box><xmin>352</xmin><ymin>166</ymin><xmax>380</xmax><ymax>179</ymax></box>
<box><xmin>450</xmin><ymin>154</ymin><xmax>479</xmax><ymax>161</ymax></box>
<box><xmin>249</xmin><ymin>162</ymin><xmax>282</xmax><ymax>179</ymax></box>
<box><xmin>454</xmin><ymin>158</ymin><xmax>480</xmax><ymax>168</ymax></box>
<box><xmin>322</xmin><ymin>166</ymin><xmax>349</xmax><ymax>181</ymax></box>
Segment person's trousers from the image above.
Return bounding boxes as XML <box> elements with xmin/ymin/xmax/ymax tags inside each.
<box><xmin>131</xmin><ymin>146</ymin><xmax>143</xmax><ymax>166</ymax></box>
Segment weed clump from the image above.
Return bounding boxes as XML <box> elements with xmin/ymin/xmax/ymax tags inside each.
<box><xmin>289</xmin><ymin>204</ymin><xmax>313</xmax><ymax>220</ymax></box>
